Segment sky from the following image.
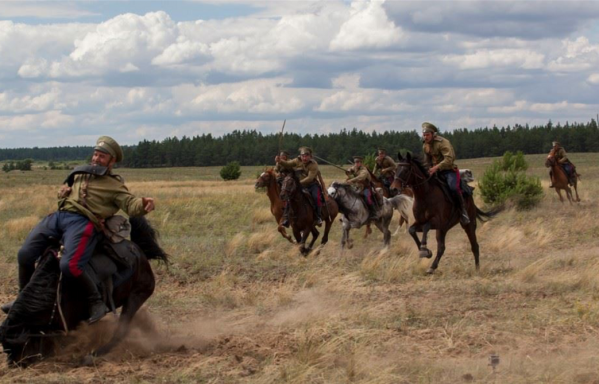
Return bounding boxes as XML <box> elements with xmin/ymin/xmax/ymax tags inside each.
<box><xmin>1</xmin><ymin>0</ymin><xmax>599</xmax><ymax>148</ymax></box>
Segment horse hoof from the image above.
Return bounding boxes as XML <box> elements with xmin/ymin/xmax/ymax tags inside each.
<box><xmin>426</xmin><ymin>268</ymin><xmax>435</xmax><ymax>275</ymax></box>
<box><xmin>419</xmin><ymin>249</ymin><xmax>432</xmax><ymax>259</ymax></box>
<box><xmin>80</xmin><ymin>355</ymin><xmax>96</xmax><ymax>367</ymax></box>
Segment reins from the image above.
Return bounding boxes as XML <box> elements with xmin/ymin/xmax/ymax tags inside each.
<box><xmin>395</xmin><ymin>162</ymin><xmax>432</xmax><ymax>188</ymax></box>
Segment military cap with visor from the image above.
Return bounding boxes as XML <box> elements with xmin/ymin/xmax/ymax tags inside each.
<box><xmin>279</xmin><ymin>150</ymin><xmax>290</xmax><ymax>157</ymax></box>
<box><xmin>422</xmin><ymin>122</ymin><xmax>438</xmax><ymax>134</ymax></box>
<box><xmin>377</xmin><ymin>148</ymin><xmax>387</xmax><ymax>154</ymax></box>
<box><xmin>552</xmin><ymin>141</ymin><xmax>560</xmax><ymax>146</ymax></box>
<box><xmin>95</xmin><ymin>136</ymin><xmax>124</xmax><ymax>163</ymax></box>
<box><xmin>353</xmin><ymin>156</ymin><xmax>364</xmax><ymax>162</ymax></box>
<box><xmin>299</xmin><ymin>146</ymin><xmax>313</xmax><ymax>155</ymax></box>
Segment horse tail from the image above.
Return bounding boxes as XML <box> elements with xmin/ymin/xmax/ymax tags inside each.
<box><xmin>475</xmin><ymin>205</ymin><xmax>503</xmax><ymax>222</ymax></box>
<box><xmin>129</xmin><ymin>216</ymin><xmax>169</xmax><ymax>265</ymax></box>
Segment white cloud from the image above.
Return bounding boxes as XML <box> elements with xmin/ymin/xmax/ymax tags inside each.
<box><xmin>547</xmin><ymin>36</ymin><xmax>599</xmax><ymax>72</ymax></box>
<box><xmin>587</xmin><ymin>73</ymin><xmax>599</xmax><ymax>85</ymax></box>
<box><xmin>443</xmin><ymin>49</ymin><xmax>545</xmax><ymax>70</ymax></box>
<box><xmin>330</xmin><ymin>0</ymin><xmax>402</xmax><ymax>51</ymax></box>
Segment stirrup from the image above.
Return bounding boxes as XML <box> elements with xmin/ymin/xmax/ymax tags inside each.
<box><xmin>282</xmin><ymin>219</ymin><xmax>290</xmax><ymax>228</ymax></box>
<box><xmin>460</xmin><ymin>213</ymin><xmax>470</xmax><ymax>224</ymax></box>
<box><xmin>88</xmin><ymin>300</ymin><xmax>107</xmax><ymax>324</ymax></box>
<box><xmin>316</xmin><ymin>217</ymin><xmax>323</xmax><ymax>226</ymax></box>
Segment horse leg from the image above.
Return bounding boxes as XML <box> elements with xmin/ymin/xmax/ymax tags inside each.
<box><xmin>408</xmin><ymin>224</ymin><xmax>421</xmax><ymax>249</ymax></box>
<box><xmin>299</xmin><ymin>229</ymin><xmax>311</xmax><ymax>256</ymax></box>
<box><xmin>556</xmin><ymin>189</ymin><xmax>564</xmax><ymax>203</ymax></box>
<box><xmin>573</xmin><ymin>181</ymin><xmax>581</xmax><ymax>202</ymax></box>
<box><xmin>321</xmin><ymin>218</ymin><xmax>332</xmax><ymax>245</ymax></box>
<box><xmin>374</xmin><ymin>219</ymin><xmax>391</xmax><ymax>247</ymax></box>
<box><xmin>418</xmin><ymin>222</ymin><xmax>433</xmax><ymax>259</ymax></box>
<box><xmin>428</xmin><ymin>230</ymin><xmax>447</xmax><ymax>274</ymax></box>
<box><xmin>84</xmin><ymin>269</ymin><xmax>154</xmax><ymax>363</ymax></box>
<box><xmin>363</xmin><ymin>224</ymin><xmax>372</xmax><ymax>239</ymax></box>
<box><xmin>463</xmin><ymin>223</ymin><xmax>481</xmax><ymax>272</ymax></box>
<box><xmin>278</xmin><ymin>224</ymin><xmax>294</xmax><ymax>244</ymax></box>
<box><xmin>308</xmin><ymin>227</ymin><xmax>320</xmax><ymax>251</ymax></box>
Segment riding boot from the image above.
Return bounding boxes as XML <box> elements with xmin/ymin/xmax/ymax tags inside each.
<box><xmin>78</xmin><ymin>270</ymin><xmax>107</xmax><ymax>324</ymax></box>
<box><xmin>549</xmin><ymin>171</ymin><xmax>554</xmax><ymax>188</ymax></box>
<box><xmin>368</xmin><ymin>204</ymin><xmax>378</xmax><ymax>220</ymax></box>
<box><xmin>1</xmin><ymin>265</ymin><xmax>35</xmax><ymax>314</ymax></box>
<box><xmin>315</xmin><ymin>205</ymin><xmax>323</xmax><ymax>226</ymax></box>
<box><xmin>281</xmin><ymin>202</ymin><xmax>290</xmax><ymax>228</ymax></box>
<box><xmin>457</xmin><ymin>194</ymin><xmax>470</xmax><ymax>225</ymax></box>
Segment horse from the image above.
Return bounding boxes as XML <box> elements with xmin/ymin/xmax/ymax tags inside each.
<box><xmin>390</xmin><ymin>152</ymin><xmax>498</xmax><ymax>274</ymax></box>
<box><xmin>327</xmin><ymin>182</ymin><xmax>402</xmax><ymax>249</ymax></box>
<box><xmin>280</xmin><ymin>173</ymin><xmax>338</xmax><ymax>255</ymax></box>
<box><xmin>254</xmin><ymin>168</ymin><xmax>295</xmax><ymax>243</ymax></box>
<box><xmin>366</xmin><ymin>169</ymin><xmax>414</xmax><ymax>237</ymax></box>
<box><xmin>545</xmin><ymin>155</ymin><xmax>580</xmax><ymax>203</ymax></box>
<box><xmin>0</xmin><ymin>216</ymin><xmax>168</xmax><ymax>367</ymax></box>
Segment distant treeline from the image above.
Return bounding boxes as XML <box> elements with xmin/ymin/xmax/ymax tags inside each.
<box><xmin>1</xmin><ymin>120</ymin><xmax>598</xmax><ymax>167</ymax></box>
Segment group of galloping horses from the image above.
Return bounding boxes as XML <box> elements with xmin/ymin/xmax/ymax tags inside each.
<box><xmin>255</xmin><ymin>152</ymin><xmax>500</xmax><ymax>275</ymax></box>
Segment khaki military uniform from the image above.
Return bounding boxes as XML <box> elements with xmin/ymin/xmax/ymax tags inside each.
<box><xmin>423</xmin><ymin>135</ymin><xmax>457</xmax><ymax>170</ymax></box>
<box><xmin>346</xmin><ymin>165</ymin><xmax>371</xmax><ymax>193</ymax></box>
<box><xmin>554</xmin><ymin>147</ymin><xmax>569</xmax><ymax>164</ymax></box>
<box><xmin>373</xmin><ymin>156</ymin><xmax>397</xmax><ymax>178</ymax></box>
<box><xmin>59</xmin><ymin>172</ymin><xmax>146</xmax><ymax>228</ymax></box>
<box><xmin>277</xmin><ymin>157</ymin><xmax>319</xmax><ymax>186</ymax></box>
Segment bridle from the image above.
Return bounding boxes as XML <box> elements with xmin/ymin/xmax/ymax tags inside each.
<box><xmin>394</xmin><ymin>162</ymin><xmax>431</xmax><ymax>188</ymax></box>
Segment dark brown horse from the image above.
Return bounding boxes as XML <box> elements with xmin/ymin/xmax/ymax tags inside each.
<box><xmin>545</xmin><ymin>155</ymin><xmax>580</xmax><ymax>203</ymax></box>
<box><xmin>390</xmin><ymin>152</ymin><xmax>497</xmax><ymax>274</ymax></box>
<box><xmin>280</xmin><ymin>173</ymin><xmax>338</xmax><ymax>255</ymax></box>
<box><xmin>255</xmin><ymin>168</ymin><xmax>295</xmax><ymax>243</ymax></box>
<box><xmin>0</xmin><ymin>217</ymin><xmax>168</xmax><ymax>367</ymax></box>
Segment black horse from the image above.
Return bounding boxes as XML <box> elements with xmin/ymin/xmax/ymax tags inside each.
<box><xmin>0</xmin><ymin>216</ymin><xmax>168</xmax><ymax>367</ymax></box>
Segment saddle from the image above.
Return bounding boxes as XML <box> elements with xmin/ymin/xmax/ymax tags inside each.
<box><xmin>436</xmin><ymin>173</ymin><xmax>473</xmax><ymax>203</ymax></box>
<box><xmin>87</xmin><ymin>238</ymin><xmax>141</xmax><ymax>313</ymax></box>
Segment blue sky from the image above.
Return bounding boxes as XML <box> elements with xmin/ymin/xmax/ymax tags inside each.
<box><xmin>1</xmin><ymin>0</ymin><xmax>598</xmax><ymax>148</ymax></box>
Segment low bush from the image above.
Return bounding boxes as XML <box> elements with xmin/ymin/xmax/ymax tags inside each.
<box><xmin>479</xmin><ymin>152</ymin><xmax>543</xmax><ymax>210</ymax></box>
<box><xmin>220</xmin><ymin>161</ymin><xmax>241</xmax><ymax>181</ymax></box>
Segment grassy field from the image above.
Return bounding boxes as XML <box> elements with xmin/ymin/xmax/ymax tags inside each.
<box><xmin>1</xmin><ymin>153</ymin><xmax>598</xmax><ymax>383</ymax></box>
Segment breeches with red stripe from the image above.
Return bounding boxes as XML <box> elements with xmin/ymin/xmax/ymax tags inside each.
<box><xmin>18</xmin><ymin>211</ymin><xmax>100</xmax><ymax>278</ymax></box>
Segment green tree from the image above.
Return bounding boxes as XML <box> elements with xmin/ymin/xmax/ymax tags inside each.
<box><xmin>220</xmin><ymin>161</ymin><xmax>241</xmax><ymax>181</ymax></box>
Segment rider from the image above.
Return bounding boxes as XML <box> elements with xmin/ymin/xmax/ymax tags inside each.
<box><xmin>1</xmin><ymin>136</ymin><xmax>155</xmax><ymax>323</ymax></box>
<box><xmin>274</xmin><ymin>150</ymin><xmax>291</xmax><ymax>227</ymax></box>
<box><xmin>549</xmin><ymin>141</ymin><xmax>577</xmax><ymax>187</ymax></box>
<box><xmin>275</xmin><ymin>146</ymin><xmax>323</xmax><ymax>226</ymax></box>
<box><xmin>422</xmin><ymin>122</ymin><xmax>470</xmax><ymax>225</ymax></box>
<box><xmin>372</xmin><ymin>148</ymin><xmax>397</xmax><ymax>192</ymax></box>
<box><xmin>346</xmin><ymin>156</ymin><xmax>377</xmax><ymax>220</ymax></box>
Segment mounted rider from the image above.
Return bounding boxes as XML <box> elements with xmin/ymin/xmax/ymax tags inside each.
<box><xmin>549</xmin><ymin>141</ymin><xmax>577</xmax><ymax>187</ymax></box>
<box><xmin>275</xmin><ymin>147</ymin><xmax>323</xmax><ymax>227</ymax></box>
<box><xmin>1</xmin><ymin>136</ymin><xmax>155</xmax><ymax>324</ymax></box>
<box><xmin>346</xmin><ymin>156</ymin><xmax>377</xmax><ymax>219</ymax></box>
<box><xmin>422</xmin><ymin>122</ymin><xmax>470</xmax><ymax>225</ymax></box>
<box><xmin>274</xmin><ymin>150</ymin><xmax>290</xmax><ymax>185</ymax></box>
<box><xmin>372</xmin><ymin>148</ymin><xmax>397</xmax><ymax>192</ymax></box>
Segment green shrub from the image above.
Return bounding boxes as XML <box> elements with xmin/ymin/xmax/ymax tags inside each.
<box><xmin>364</xmin><ymin>152</ymin><xmax>376</xmax><ymax>171</ymax></box>
<box><xmin>501</xmin><ymin>150</ymin><xmax>528</xmax><ymax>172</ymax></box>
<box><xmin>479</xmin><ymin>152</ymin><xmax>543</xmax><ymax>210</ymax></box>
<box><xmin>220</xmin><ymin>161</ymin><xmax>241</xmax><ymax>181</ymax></box>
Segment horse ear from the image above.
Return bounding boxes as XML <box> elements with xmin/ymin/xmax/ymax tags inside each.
<box><xmin>406</xmin><ymin>152</ymin><xmax>412</xmax><ymax>161</ymax></box>
<box><xmin>397</xmin><ymin>152</ymin><xmax>403</xmax><ymax>161</ymax></box>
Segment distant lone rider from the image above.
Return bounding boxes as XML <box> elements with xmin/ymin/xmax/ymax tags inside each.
<box><xmin>275</xmin><ymin>147</ymin><xmax>323</xmax><ymax>226</ymax></box>
<box><xmin>422</xmin><ymin>122</ymin><xmax>470</xmax><ymax>225</ymax></box>
<box><xmin>548</xmin><ymin>141</ymin><xmax>577</xmax><ymax>187</ymax></box>
<box><xmin>1</xmin><ymin>136</ymin><xmax>155</xmax><ymax>323</ymax></box>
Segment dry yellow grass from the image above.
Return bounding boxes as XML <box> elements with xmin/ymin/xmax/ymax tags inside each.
<box><xmin>1</xmin><ymin>154</ymin><xmax>599</xmax><ymax>383</ymax></box>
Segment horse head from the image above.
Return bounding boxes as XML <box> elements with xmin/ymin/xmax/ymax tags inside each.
<box><xmin>254</xmin><ymin>168</ymin><xmax>273</xmax><ymax>189</ymax></box>
<box><xmin>391</xmin><ymin>152</ymin><xmax>427</xmax><ymax>194</ymax></box>
<box><xmin>545</xmin><ymin>155</ymin><xmax>555</xmax><ymax>168</ymax></box>
<box><xmin>327</xmin><ymin>181</ymin><xmax>342</xmax><ymax>199</ymax></box>
<box><xmin>280</xmin><ymin>173</ymin><xmax>299</xmax><ymax>201</ymax></box>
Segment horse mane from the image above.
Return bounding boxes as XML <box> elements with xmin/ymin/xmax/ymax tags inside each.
<box><xmin>3</xmin><ymin>251</ymin><xmax>60</xmax><ymax>333</ymax></box>
<box><xmin>129</xmin><ymin>216</ymin><xmax>169</xmax><ymax>265</ymax></box>
<box><xmin>408</xmin><ymin>154</ymin><xmax>430</xmax><ymax>175</ymax></box>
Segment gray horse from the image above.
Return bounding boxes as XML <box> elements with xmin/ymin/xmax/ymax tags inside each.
<box><xmin>328</xmin><ymin>182</ymin><xmax>409</xmax><ymax>249</ymax></box>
